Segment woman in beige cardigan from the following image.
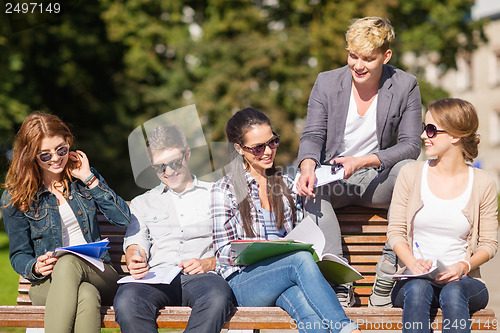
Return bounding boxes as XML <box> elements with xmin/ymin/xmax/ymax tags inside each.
<box><xmin>387</xmin><ymin>98</ymin><xmax>498</xmax><ymax>333</ymax></box>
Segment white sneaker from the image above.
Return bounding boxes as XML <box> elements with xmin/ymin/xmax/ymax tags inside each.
<box><xmin>368</xmin><ymin>257</ymin><xmax>396</xmax><ymax>307</ymax></box>
<box><xmin>333</xmin><ymin>282</ymin><xmax>355</xmax><ymax>307</ymax></box>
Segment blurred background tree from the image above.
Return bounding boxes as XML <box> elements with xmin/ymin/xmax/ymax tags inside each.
<box><xmin>0</xmin><ymin>0</ymin><xmax>485</xmax><ymax>200</ymax></box>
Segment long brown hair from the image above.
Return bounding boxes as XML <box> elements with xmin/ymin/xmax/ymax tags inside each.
<box><xmin>3</xmin><ymin>112</ymin><xmax>75</xmax><ymax>211</ymax></box>
<box><xmin>225</xmin><ymin>108</ymin><xmax>296</xmax><ymax>237</ymax></box>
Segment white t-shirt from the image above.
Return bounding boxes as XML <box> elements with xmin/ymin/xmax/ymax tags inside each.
<box><xmin>412</xmin><ymin>161</ymin><xmax>473</xmax><ymax>266</ymax></box>
<box><xmin>59</xmin><ymin>201</ymin><xmax>87</xmax><ymax>247</ymax></box>
<box><xmin>336</xmin><ymin>90</ymin><xmax>379</xmax><ymax>157</ymax></box>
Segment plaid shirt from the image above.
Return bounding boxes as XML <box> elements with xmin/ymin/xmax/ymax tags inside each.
<box><xmin>211</xmin><ymin>169</ymin><xmax>303</xmax><ymax>279</ymax></box>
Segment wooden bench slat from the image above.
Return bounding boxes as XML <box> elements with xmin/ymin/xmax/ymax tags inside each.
<box><xmin>341</xmin><ymin>225</ymin><xmax>388</xmax><ymax>234</ymax></box>
<box><xmin>355</xmin><ymin>276</ymin><xmax>375</xmax><ymax>285</ymax></box>
<box><xmin>17</xmin><ymin>284</ymin><xmax>30</xmax><ymax>294</ymax></box>
<box><xmin>15</xmin><ymin>296</ymin><xmax>33</xmax><ymax>306</ymax></box>
<box><xmin>1</xmin><ymin>306</ymin><xmax>496</xmax><ymax>330</ymax></box>
<box><xmin>336</xmin><ymin>214</ymin><xmax>388</xmax><ymax>222</ymax></box>
<box><xmin>351</xmin><ymin>264</ymin><xmax>378</xmax><ymax>273</ymax></box>
<box><xmin>343</xmin><ymin>235</ymin><xmax>386</xmax><ymax>243</ymax></box>
<box><xmin>345</xmin><ymin>254</ymin><xmax>381</xmax><ymax>264</ymax></box>
<box><xmin>343</xmin><ymin>244</ymin><xmax>385</xmax><ymax>253</ymax></box>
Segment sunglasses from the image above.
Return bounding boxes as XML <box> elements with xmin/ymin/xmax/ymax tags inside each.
<box><xmin>240</xmin><ymin>133</ymin><xmax>280</xmax><ymax>156</ymax></box>
<box><xmin>37</xmin><ymin>144</ymin><xmax>70</xmax><ymax>163</ymax></box>
<box><xmin>152</xmin><ymin>152</ymin><xmax>186</xmax><ymax>173</ymax></box>
<box><xmin>423</xmin><ymin>123</ymin><xmax>447</xmax><ymax>139</ymax></box>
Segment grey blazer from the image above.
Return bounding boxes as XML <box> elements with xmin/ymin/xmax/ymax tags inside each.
<box><xmin>297</xmin><ymin>65</ymin><xmax>422</xmax><ymax>171</ymax></box>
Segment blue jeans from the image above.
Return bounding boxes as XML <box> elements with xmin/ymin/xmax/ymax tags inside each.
<box><xmin>228</xmin><ymin>251</ymin><xmax>359</xmax><ymax>333</ymax></box>
<box><xmin>114</xmin><ymin>272</ymin><xmax>235</xmax><ymax>333</ymax></box>
<box><xmin>391</xmin><ymin>277</ymin><xmax>489</xmax><ymax>333</ymax></box>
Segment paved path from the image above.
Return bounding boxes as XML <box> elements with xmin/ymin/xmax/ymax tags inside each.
<box><xmin>478</xmin><ymin>230</ymin><xmax>500</xmax><ymax>325</ymax></box>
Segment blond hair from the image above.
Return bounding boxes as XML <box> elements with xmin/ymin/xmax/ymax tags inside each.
<box><xmin>428</xmin><ymin>98</ymin><xmax>480</xmax><ymax>162</ymax></box>
<box><xmin>346</xmin><ymin>17</ymin><xmax>395</xmax><ymax>55</ymax></box>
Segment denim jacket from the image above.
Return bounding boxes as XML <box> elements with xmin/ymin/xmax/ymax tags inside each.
<box><xmin>1</xmin><ymin>168</ymin><xmax>131</xmax><ymax>281</ymax></box>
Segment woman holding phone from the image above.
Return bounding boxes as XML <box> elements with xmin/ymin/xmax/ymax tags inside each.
<box><xmin>388</xmin><ymin>98</ymin><xmax>498</xmax><ymax>333</ymax></box>
<box><xmin>1</xmin><ymin>111</ymin><xmax>131</xmax><ymax>333</ymax></box>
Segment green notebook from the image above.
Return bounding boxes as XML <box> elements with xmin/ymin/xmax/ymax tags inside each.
<box><xmin>231</xmin><ymin>240</ymin><xmax>316</xmax><ymax>266</ymax></box>
<box><xmin>316</xmin><ymin>253</ymin><xmax>364</xmax><ymax>285</ymax></box>
<box><xmin>230</xmin><ymin>216</ymin><xmax>363</xmax><ymax>285</ymax></box>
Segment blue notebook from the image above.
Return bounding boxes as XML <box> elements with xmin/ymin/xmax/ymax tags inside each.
<box><xmin>52</xmin><ymin>238</ymin><xmax>110</xmax><ymax>271</ymax></box>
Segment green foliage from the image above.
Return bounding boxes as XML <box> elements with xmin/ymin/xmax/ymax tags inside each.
<box><xmin>0</xmin><ymin>231</ymin><xmax>19</xmax><ymax>306</ymax></box>
<box><xmin>0</xmin><ymin>0</ymin><xmax>485</xmax><ymax>199</ymax></box>
<box><xmin>417</xmin><ymin>80</ymin><xmax>450</xmax><ymax>109</ymax></box>
<box><xmin>389</xmin><ymin>0</ymin><xmax>486</xmax><ymax>72</ymax></box>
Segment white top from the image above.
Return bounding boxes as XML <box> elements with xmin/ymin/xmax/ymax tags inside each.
<box><xmin>412</xmin><ymin>161</ymin><xmax>473</xmax><ymax>266</ymax></box>
<box><xmin>59</xmin><ymin>201</ymin><xmax>87</xmax><ymax>247</ymax></box>
<box><xmin>336</xmin><ymin>90</ymin><xmax>379</xmax><ymax>157</ymax></box>
<box><xmin>124</xmin><ymin>176</ymin><xmax>214</xmax><ymax>269</ymax></box>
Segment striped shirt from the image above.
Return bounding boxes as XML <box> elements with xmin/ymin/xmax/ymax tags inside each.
<box><xmin>210</xmin><ymin>169</ymin><xmax>303</xmax><ymax>279</ymax></box>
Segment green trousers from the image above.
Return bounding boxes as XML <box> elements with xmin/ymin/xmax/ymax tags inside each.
<box><xmin>29</xmin><ymin>254</ymin><xmax>119</xmax><ymax>333</ymax></box>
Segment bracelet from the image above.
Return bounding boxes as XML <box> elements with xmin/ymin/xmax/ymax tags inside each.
<box><xmin>83</xmin><ymin>174</ymin><xmax>94</xmax><ymax>184</ymax></box>
<box><xmin>458</xmin><ymin>260</ymin><xmax>471</xmax><ymax>274</ymax></box>
<box><xmin>85</xmin><ymin>175</ymin><xmax>97</xmax><ymax>187</ymax></box>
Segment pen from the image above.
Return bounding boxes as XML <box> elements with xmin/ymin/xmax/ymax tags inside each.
<box><xmin>331</xmin><ymin>161</ymin><xmax>343</xmax><ymax>174</ymax></box>
<box><xmin>415</xmin><ymin>242</ymin><xmax>425</xmax><ymax>260</ymax></box>
<box><xmin>135</xmin><ymin>249</ymin><xmax>142</xmax><ymax>258</ymax></box>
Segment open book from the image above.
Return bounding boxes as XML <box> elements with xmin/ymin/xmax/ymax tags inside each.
<box><xmin>52</xmin><ymin>238</ymin><xmax>110</xmax><ymax>272</ymax></box>
<box><xmin>117</xmin><ymin>266</ymin><xmax>183</xmax><ymax>284</ymax></box>
<box><xmin>231</xmin><ymin>216</ymin><xmax>363</xmax><ymax>285</ymax></box>
<box><xmin>384</xmin><ymin>259</ymin><xmax>449</xmax><ymax>280</ymax></box>
<box><xmin>292</xmin><ymin>164</ymin><xmax>344</xmax><ymax>193</ymax></box>
<box><xmin>231</xmin><ymin>240</ymin><xmax>315</xmax><ymax>266</ymax></box>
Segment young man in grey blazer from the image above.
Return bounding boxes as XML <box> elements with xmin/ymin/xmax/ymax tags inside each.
<box><xmin>296</xmin><ymin>17</ymin><xmax>422</xmax><ymax>307</ymax></box>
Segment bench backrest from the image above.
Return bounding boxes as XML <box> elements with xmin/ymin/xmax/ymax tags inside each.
<box><xmin>17</xmin><ymin>206</ymin><xmax>388</xmax><ymax>307</ymax></box>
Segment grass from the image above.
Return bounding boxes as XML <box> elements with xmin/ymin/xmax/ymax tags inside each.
<box><xmin>0</xmin><ymin>232</ymin><xmax>26</xmax><ymax>333</ymax></box>
<box><xmin>0</xmin><ymin>232</ymin><xmax>19</xmax><ymax>306</ymax></box>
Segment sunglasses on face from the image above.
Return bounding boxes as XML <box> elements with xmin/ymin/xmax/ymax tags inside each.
<box><xmin>37</xmin><ymin>144</ymin><xmax>70</xmax><ymax>162</ymax></box>
<box><xmin>240</xmin><ymin>133</ymin><xmax>280</xmax><ymax>156</ymax></box>
<box><xmin>422</xmin><ymin>123</ymin><xmax>447</xmax><ymax>138</ymax></box>
<box><xmin>152</xmin><ymin>152</ymin><xmax>186</xmax><ymax>174</ymax></box>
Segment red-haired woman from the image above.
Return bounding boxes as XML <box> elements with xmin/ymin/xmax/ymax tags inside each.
<box><xmin>1</xmin><ymin>111</ymin><xmax>131</xmax><ymax>333</ymax></box>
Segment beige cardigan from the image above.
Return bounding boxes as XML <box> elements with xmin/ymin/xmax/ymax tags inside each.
<box><xmin>387</xmin><ymin>161</ymin><xmax>498</xmax><ymax>279</ymax></box>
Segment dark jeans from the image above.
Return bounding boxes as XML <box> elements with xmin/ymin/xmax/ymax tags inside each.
<box><xmin>391</xmin><ymin>276</ymin><xmax>489</xmax><ymax>333</ymax></box>
<box><xmin>114</xmin><ymin>272</ymin><xmax>236</xmax><ymax>333</ymax></box>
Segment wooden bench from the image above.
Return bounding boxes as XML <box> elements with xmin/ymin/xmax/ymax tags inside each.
<box><xmin>0</xmin><ymin>206</ymin><xmax>497</xmax><ymax>331</ymax></box>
